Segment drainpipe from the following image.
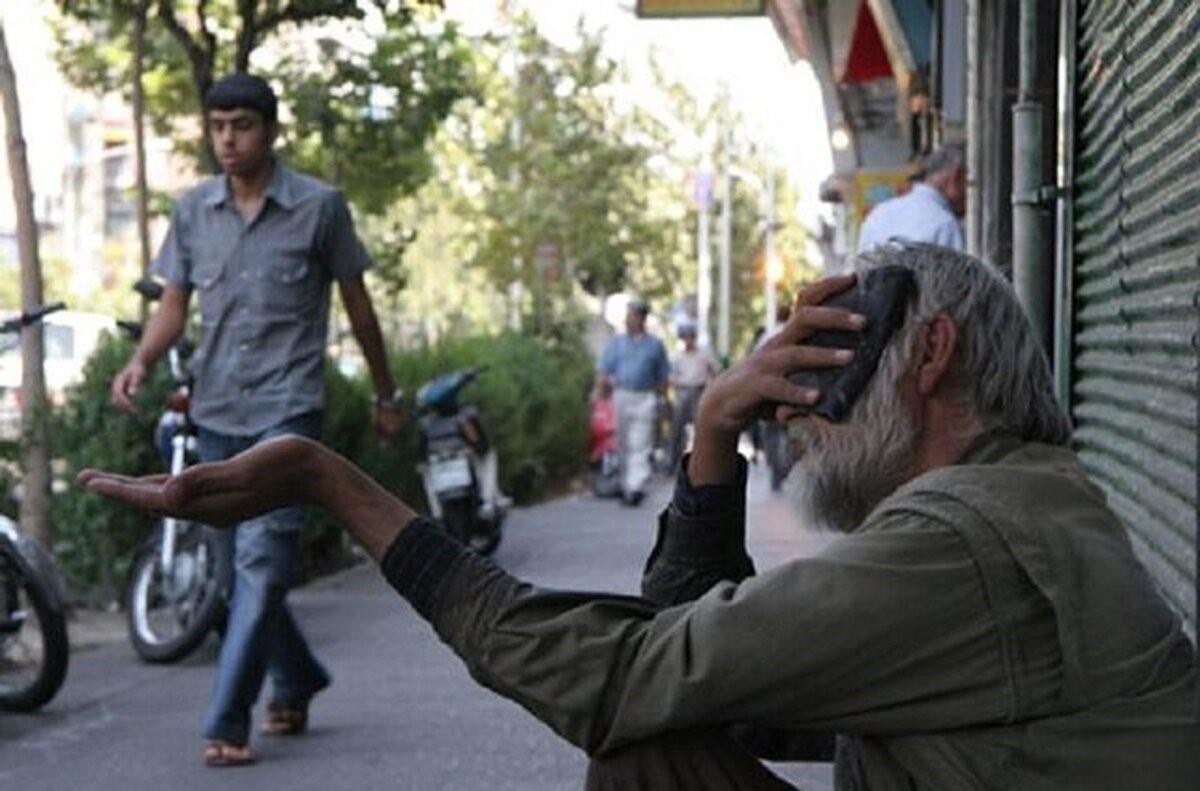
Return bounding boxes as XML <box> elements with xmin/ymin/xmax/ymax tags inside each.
<box><xmin>1012</xmin><ymin>0</ymin><xmax>1051</xmax><ymax>350</ymax></box>
<box><xmin>965</xmin><ymin>0</ymin><xmax>981</xmax><ymax>256</ymax></box>
<box><xmin>1053</xmin><ymin>0</ymin><xmax>1078</xmax><ymax>408</ymax></box>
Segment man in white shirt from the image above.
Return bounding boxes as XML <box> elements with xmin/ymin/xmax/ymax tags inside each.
<box><xmin>857</xmin><ymin>145</ymin><xmax>966</xmax><ymax>253</ymax></box>
<box><xmin>667</xmin><ymin>321</ymin><xmax>720</xmax><ymax>470</ymax></box>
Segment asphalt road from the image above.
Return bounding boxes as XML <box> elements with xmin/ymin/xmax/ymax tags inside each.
<box><xmin>1</xmin><ymin>463</ymin><xmax>836</xmax><ymax>790</ymax></box>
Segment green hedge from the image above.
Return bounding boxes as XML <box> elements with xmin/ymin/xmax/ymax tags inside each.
<box><xmin>46</xmin><ymin>329</ymin><xmax>593</xmax><ymax>602</ymax></box>
<box><xmin>49</xmin><ymin>335</ymin><xmax>173</xmax><ymax>602</ymax></box>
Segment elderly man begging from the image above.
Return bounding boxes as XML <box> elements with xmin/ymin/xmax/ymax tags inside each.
<box><xmin>82</xmin><ymin>243</ymin><xmax>1198</xmax><ymax>790</ymax></box>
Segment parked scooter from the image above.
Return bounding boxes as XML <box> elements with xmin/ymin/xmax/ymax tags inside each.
<box><xmin>0</xmin><ymin>303</ymin><xmax>70</xmax><ymax>711</ymax></box>
<box><xmin>416</xmin><ymin>367</ymin><xmax>506</xmax><ymax>554</ymax></box>
<box><xmin>119</xmin><ymin>279</ymin><xmax>232</xmax><ymax>663</ymax></box>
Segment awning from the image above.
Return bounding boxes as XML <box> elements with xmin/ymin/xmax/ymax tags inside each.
<box><xmin>841</xmin><ymin>1</ymin><xmax>892</xmax><ymax>84</ymax></box>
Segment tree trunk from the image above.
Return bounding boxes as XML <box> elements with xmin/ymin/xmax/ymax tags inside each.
<box><xmin>132</xmin><ymin>0</ymin><xmax>152</xmax><ymax>319</ymax></box>
<box><xmin>0</xmin><ymin>22</ymin><xmax>53</xmax><ymax>549</ymax></box>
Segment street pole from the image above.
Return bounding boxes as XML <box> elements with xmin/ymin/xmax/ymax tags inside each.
<box><xmin>132</xmin><ymin>0</ymin><xmax>152</xmax><ymax>322</ymax></box>
<box><xmin>764</xmin><ymin>167</ymin><xmax>778</xmax><ymax>336</ymax></box>
<box><xmin>697</xmin><ymin>173</ymin><xmax>712</xmax><ymax>350</ymax></box>
<box><xmin>718</xmin><ymin>99</ymin><xmax>732</xmax><ymax>363</ymax></box>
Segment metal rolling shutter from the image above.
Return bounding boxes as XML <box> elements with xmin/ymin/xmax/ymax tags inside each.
<box><xmin>1073</xmin><ymin>0</ymin><xmax>1199</xmax><ymax>635</ymax></box>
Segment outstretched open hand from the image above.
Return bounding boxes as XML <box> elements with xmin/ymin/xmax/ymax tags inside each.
<box><xmin>78</xmin><ymin>435</ymin><xmax>324</xmax><ymax>527</ymax></box>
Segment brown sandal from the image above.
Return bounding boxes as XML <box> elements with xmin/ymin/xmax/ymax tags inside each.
<box><xmin>261</xmin><ymin>701</ymin><xmax>308</xmax><ymax>736</ymax></box>
<box><xmin>203</xmin><ymin>740</ymin><xmax>257</xmax><ymax>767</ymax></box>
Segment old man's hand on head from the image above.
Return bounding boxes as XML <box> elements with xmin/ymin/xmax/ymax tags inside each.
<box><xmin>689</xmin><ymin>276</ymin><xmax>864</xmax><ymax>486</ymax></box>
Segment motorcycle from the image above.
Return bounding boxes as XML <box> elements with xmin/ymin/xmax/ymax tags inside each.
<box><xmin>0</xmin><ymin>303</ymin><xmax>70</xmax><ymax>711</ymax></box>
<box><xmin>416</xmin><ymin>367</ymin><xmax>506</xmax><ymax>555</ymax></box>
<box><xmin>119</xmin><ymin>279</ymin><xmax>232</xmax><ymax>663</ymax></box>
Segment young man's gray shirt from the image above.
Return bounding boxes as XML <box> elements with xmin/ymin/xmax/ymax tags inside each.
<box><xmin>153</xmin><ymin>164</ymin><xmax>371</xmax><ymax>436</ymax></box>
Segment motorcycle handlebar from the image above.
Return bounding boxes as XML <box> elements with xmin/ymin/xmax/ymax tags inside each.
<box><xmin>116</xmin><ymin>319</ymin><xmax>144</xmax><ymax>341</ymax></box>
<box><xmin>0</xmin><ymin>302</ymin><xmax>66</xmax><ymax>334</ymax></box>
<box><xmin>132</xmin><ymin>277</ymin><xmax>164</xmax><ymax>303</ymax></box>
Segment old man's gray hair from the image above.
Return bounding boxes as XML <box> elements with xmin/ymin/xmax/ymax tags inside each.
<box><xmin>919</xmin><ymin>145</ymin><xmax>965</xmax><ymax>180</ymax></box>
<box><xmin>857</xmin><ymin>241</ymin><xmax>1072</xmax><ymax>446</ymax></box>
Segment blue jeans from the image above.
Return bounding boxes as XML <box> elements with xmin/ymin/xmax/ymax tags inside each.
<box><xmin>196</xmin><ymin>411</ymin><xmax>331</xmax><ymax>745</ymax></box>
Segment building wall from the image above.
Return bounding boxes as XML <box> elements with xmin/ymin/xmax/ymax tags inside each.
<box><xmin>1068</xmin><ymin>0</ymin><xmax>1199</xmax><ymax>638</ymax></box>
<box><xmin>0</xmin><ymin>6</ymin><xmax>185</xmax><ymax>305</ymax></box>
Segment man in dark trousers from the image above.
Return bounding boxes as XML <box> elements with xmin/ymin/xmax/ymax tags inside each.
<box><xmin>109</xmin><ymin>74</ymin><xmax>405</xmax><ymax>766</ymax></box>
<box><xmin>90</xmin><ymin>243</ymin><xmax>1198</xmax><ymax>787</ymax></box>
<box><xmin>667</xmin><ymin>320</ymin><xmax>719</xmax><ymax>471</ymax></box>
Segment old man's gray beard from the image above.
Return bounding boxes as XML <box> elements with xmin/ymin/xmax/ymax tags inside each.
<box><xmin>785</xmin><ymin>382</ymin><xmax>920</xmax><ymax>533</ymax></box>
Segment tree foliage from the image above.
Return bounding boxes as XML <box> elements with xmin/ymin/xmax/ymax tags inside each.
<box><xmin>51</xmin><ymin>0</ymin><xmax>474</xmax><ymax>302</ymax></box>
<box><xmin>463</xmin><ymin>19</ymin><xmax>660</xmax><ymax>314</ymax></box>
<box><xmin>276</xmin><ymin>11</ymin><xmax>473</xmax><ymax>215</ymax></box>
<box><xmin>52</xmin><ymin>0</ymin><xmax>472</xmax><ymax>209</ymax></box>
<box><xmin>387</xmin><ymin>18</ymin><xmax>817</xmax><ymax>349</ymax></box>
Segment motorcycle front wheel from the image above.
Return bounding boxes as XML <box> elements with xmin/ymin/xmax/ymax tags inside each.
<box><xmin>125</xmin><ymin>522</ymin><xmax>230</xmax><ymax>664</ymax></box>
<box><xmin>0</xmin><ymin>545</ymin><xmax>69</xmax><ymax>711</ymax></box>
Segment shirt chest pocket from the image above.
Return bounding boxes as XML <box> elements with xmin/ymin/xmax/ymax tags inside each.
<box><xmin>259</xmin><ymin>246</ymin><xmax>320</xmax><ymax>314</ymax></box>
<box><xmin>189</xmin><ymin>240</ymin><xmax>233</xmax><ymax>322</ymax></box>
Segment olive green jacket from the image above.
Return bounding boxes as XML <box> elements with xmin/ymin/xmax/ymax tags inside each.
<box><xmin>382</xmin><ymin>435</ymin><xmax>1198</xmax><ymax>789</ymax></box>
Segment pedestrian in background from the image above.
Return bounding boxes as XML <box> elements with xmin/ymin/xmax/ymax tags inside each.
<box><xmin>753</xmin><ymin>304</ymin><xmax>795</xmax><ymax>490</ymax></box>
<box><xmin>667</xmin><ymin>320</ymin><xmax>719</xmax><ymax>471</ymax></box>
<box><xmin>857</xmin><ymin>144</ymin><xmax>966</xmax><ymax>253</ymax></box>
<box><xmin>109</xmin><ymin>74</ymin><xmax>405</xmax><ymax>767</ymax></box>
<box><xmin>595</xmin><ymin>299</ymin><xmax>669</xmax><ymax>507</ymax></box>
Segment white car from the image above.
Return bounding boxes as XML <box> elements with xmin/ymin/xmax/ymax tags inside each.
<box><xmin>0</xmin><ymin>310</ymin><xmax>115</xmax><ymax>437</ymax></box>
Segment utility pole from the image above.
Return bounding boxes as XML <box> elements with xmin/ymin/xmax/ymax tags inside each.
<box><xmin>695</xmin><ymin>166</ymin><xmax>713</xmax><ymax>350</ymax></box>
<box><xmin>718</xmin><ymin>95</ymin><xmax>733</xmax><ymax>363</ymax></box>
<box><xmin>764</xmin><ymin>167</ymin><xmax>778</xmax><ymax>336</ymax></box>
<box><xmin>0</xmin><ymin>20</ymin><xmax>52</xmax><ymax>549</ymax></box>
<box><xmin>132</xmin><ymin>0</ymin><xmax>152</xmax><ymax>321</ymax></box>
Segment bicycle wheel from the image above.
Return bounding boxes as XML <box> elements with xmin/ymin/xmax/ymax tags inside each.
<box><xmin>0</xmin><ymin>545</ymin><xmax>69</xmax><ymax>711</ymax></box>
<box><xmin>125</xmin><ymin>521</ymin><xmax>230</xmax><ymax>664</ymax></box>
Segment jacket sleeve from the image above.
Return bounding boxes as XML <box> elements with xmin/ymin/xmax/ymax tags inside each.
<box><xmin>640</xmin><ymin>456</ymin><xmax>755</xmax><ymax>605</ymax></box>
<box><xmin>382</xmin><ymin>509</ymin><xmax>1012</xmax><ymax>757</ymax></box>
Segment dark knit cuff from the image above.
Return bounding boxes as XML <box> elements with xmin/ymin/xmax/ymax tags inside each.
<box><xmin>380</xmin><ymin>517</ymin><xmax>466</xmax><ymax>621</ymax></box>
<box><xmin>671</xmin><ymin>452</ymin><xmax>749</xmax><ymax>519</ymax></box>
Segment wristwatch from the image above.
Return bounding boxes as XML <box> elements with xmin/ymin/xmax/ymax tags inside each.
<box><xmin>375</xmin><ymin>388</ymin><xmax>405</xmax><ymax>410</ymax></box>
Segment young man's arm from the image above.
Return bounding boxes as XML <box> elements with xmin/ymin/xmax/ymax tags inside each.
<box><xmin>111</xmin><ymin>285</ymin><xmax>189</xmax><ymax>413</ymax></box>
<box><xmin>319</xmin><ymin>188</ymin><xmax>404</xmax><ymax>439</ymax></box>
<box><xmin>112</xmin><ymin>202</ymin><xmax>193</xmax><ymax>413</ymax></box>
<box><xmin>338</xmin><ymin>275</ymin><xmax>404</xmax><ymax>439</ymax></box>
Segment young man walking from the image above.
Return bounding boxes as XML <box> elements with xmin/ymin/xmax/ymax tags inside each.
<box><xmin>110</xmin><ymin>74</ymin><xmax>405</xmax><ymax>766</ymax></box>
